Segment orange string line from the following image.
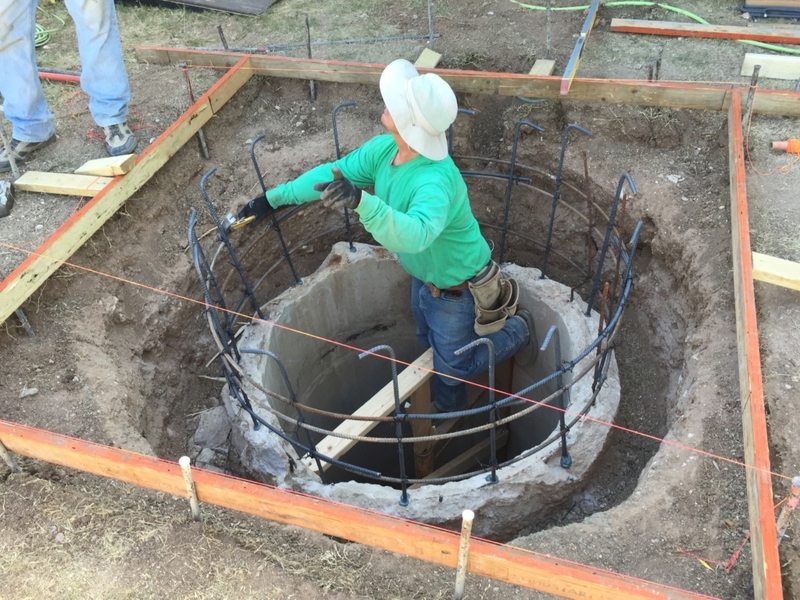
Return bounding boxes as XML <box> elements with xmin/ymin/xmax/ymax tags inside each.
<box><xmin>1</xmin><ymin>240</ymin><xmax>794</xmax><ymax>488</ymax></box>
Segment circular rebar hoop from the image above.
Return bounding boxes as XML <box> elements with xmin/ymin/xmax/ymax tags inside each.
<box><xmin>189</xmin><ymin>120</ymin><xmax>644</xmax><ymax>495</ymax></box>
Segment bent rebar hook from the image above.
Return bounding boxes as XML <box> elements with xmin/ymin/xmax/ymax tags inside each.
<box><xmin>541</xmin><ymin>124</ymin><xmax>594</xmax><ymax>279</ymax></box>
<box><xmin>586</xmin><ymin>173</ymin><xmax>637</xmax><ymax>316</ymax></box>
<box><xmin>499</xmin><ymin>120</ymin><xmax>545</xmax><ymax>264</ymax></box>
<box><xmin>359</xmin><ymin>344</ymin><xmax>409</xmax><ymax>506</ymax></box>
<box><xmin>332</xmin><ymin>101</ymin><xmax>357</xmax><ymax>252</ymax></box>
<box><xmin>249</xmin><ymin>134</ymin><xmax>302</xmax><ymax>285</ymax></box>
<box><xmin>540</xmin><ymin>326</ymin><xmax>571</xmax><ymax>469</ymax></box>
<box><xmin>455</xmin><ymin>338</ymin><xmax>500</xmax><ymax>483</ymax></box>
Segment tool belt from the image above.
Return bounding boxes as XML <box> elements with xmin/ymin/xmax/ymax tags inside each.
<box><xmin>427</xmin><ymin>261</ymin><xmax>519</xmax><ymax>336</ymax></box>
<box><xmin>469</xmin><ymin>260</ymin><xmax>519</xmax><ymax>335</ymax></box>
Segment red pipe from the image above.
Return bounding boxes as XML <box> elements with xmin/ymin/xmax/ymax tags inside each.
<box><xmin>38</xmin><ymin>72</ymin><xmax>80</xmax><ymax>84</ymax></box>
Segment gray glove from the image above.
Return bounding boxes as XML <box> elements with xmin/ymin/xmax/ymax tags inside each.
<box><xmin>313</xmin><ymin>167</ymin><xmax>362</xmax><ymax>210</ymax></box>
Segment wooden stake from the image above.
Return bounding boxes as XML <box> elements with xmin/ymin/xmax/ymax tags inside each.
<box><xmin>179</xmin><ymin>456</ymin><xmax>201</xmax><ymax>521</ymax></box>
<box><xmin>742</xmin><ymin>65</ymin><xmax>761</xmax><ymax>137</ymax></box>
<box><xmin>776</xmin><ymin>476</ymin><xmax>800</xmax><ymax>543</ymax></box>
<box><xmin>0</xmin><ymin>438</ymin><xmax>21</xmax><ymax>472</ymax></box>
<box><xmin>454</xmin><ymin>509</ymin><xmax>474</xmax><ymax>600</ymax></box>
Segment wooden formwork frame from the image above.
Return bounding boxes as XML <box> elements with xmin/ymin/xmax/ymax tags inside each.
<box><xmin>0</xmin><ymin>49</ymin><xmax>794</xmax><ymax>598</ymax></box>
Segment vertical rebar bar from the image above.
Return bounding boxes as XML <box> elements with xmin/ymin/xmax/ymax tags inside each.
<box><xmin>179</xmin><ymin>63</ymin><xmax>210</xmax><ymax>160</ymax></box>
<box><xmin>332</xmin><ymin>101</ymin><xmax>357</xmax><ymax>251</ymax></box>
<box><xmin>586</xmin><ymin>173</ymin><xmax>636</xmax><ymax>316</ymax></box>
<box><xmin>456</xmin><ymin>338</ymin><xmax>499</xmax><ymax>483</ymax></box>
<box><xmin>249</xmin><ymin>135</ymin><xmax>302</xmax><ymax>285</ymax></box>
<box><xmin>583</xmin><ymin>151</ymin><xmax>595</xmax><ymax>278</ymax></box>
<box><xmin>592</xmin><ymin>282</ymin><xmax>609</xmax><ymax>393</ymax></box>
<box><xmin>499</xmin><ymin>120</ymin><xmax>544</xmax><ymax>264</ymax></box>
<box><xmin>541</xmin><ymin>124</ymin><xmax>593</xmax><ymax>278</ymax></box>
<box><xmin>541</xmin><ymin>326</ymin><xmax>571</xmax><ymax>468</ymax></box>
<box><xmin>360</xmin><ymin>344</ymin><xmax>409</xmax><ymax>506</ymax></box>
<box><xmin>608</xmin><ymin>192</ymin><xmax>628</xmax><ymax>313</ymax></box>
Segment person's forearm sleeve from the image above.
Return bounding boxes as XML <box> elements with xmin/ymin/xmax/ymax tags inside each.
<box><xmin>266</xmin><ymin>162</ymin><xmax>338</xmax><ymax>207</ymax></box>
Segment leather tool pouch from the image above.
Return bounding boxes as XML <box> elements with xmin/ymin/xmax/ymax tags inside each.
<box><xmin>468</xmin><ymin>261</ymin><xmax>520</xmax><ymax>336</ymax></box>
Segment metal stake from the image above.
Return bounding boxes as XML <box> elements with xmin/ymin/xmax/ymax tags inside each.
<box><xmin>14</xmin><ymin>309</ymin><xmax>35</xmax><ymax>337</ymax></box>
<box><xmin>216</xmin><ymin>24</ymin><xmax>229</xmax><ymax>51</ymax></box>
<box><xmin>453</xmin><ymin>509</ymin><xmax>475</xmax><ymax>600</ymax></box>
<box><xmin>304</xmin><ymin>15</ymin><xmax>316</xmax><ymax>101</ymax></box>
<box><xmin>179</xmin><ymin>456</ymin><xmax>202</xmax><ymax>521</ymax></box>
<box><xmin>776</xmin><ymin>476</ymin><xmax>800</xmax><ymax>543</ymax></box>
<box><xmin>742</xmin><ymin>65</ymin><xmax>760</xmax><ymax>137</ymax></box>
<box><xmin>179</xmin><ymin>63</ymin><xmax>210</xmax><ymax>159</ymax></box>
<box><xmin>0</xmin><ymin>438</ymin><xmax>21</xmax><ymax>473</ymax></box>
<box><xmin>545</xmin><ymin>0</ymin><xmax>552</xmax><ymax>60</ymax></box>
<box><xmin>427</xmin><ymin>0</ymin><xmax>435</xmax><ymax>51</ymax></box>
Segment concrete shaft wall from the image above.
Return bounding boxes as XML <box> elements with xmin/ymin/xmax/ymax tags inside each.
<box><xmin>225</xmin><ymin>243</ymin><xmax>620</xmax><ymax>539</ymax></box>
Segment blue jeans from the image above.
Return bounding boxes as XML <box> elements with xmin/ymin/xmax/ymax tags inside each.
<box><xmin>411</xmin><ymin>277</ymin><xmax>529</xmax><ymax>411</ymax></box>
<box><xmin>0</xmin><ymin>0</ymin><xmax>130</xmax><ymax>142</ymax></box>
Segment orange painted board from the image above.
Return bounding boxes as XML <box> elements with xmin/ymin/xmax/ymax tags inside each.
<box><xmin>610</xmin><ymin>18</ymin><xmax>800</xmax><ymax>45</ymax></box>
<box><xmin>133</xmin><ymin>47</ymin><xmax>800</xmax><ymax>117</ymax></box>
<box><xmin>0</xmin><ymin>419</ymin><xmax>717</xmax><ymax>600</ymax></box>
<box><xmin>727</xmin><ymin>93</ymin><xmax>783</xmax><ymax>600</ymax></box>
<box><xmin>0</xmin><ymin>57</ymin><xmax>253</xmax><ymax>326</ymax></box>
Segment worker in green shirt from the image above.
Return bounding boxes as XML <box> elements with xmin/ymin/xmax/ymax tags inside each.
<box><xmin>239</xmin><ymin>59</ymin><xmax>536</xmax><ymax>412</ymax></box>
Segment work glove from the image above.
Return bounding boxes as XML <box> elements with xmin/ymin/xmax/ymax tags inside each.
<box><xmin>238</xmin><ymin>194</ymin><xmax>276</xmax><ymax>227</ymax></box>
<box><xmin>313</xmin><ymin>167</ymin><xmax>362</xmax><ymax>210</ymax></box>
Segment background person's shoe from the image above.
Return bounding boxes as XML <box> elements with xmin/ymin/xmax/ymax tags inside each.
<box><xmin>514</xmin><ymin>308</ymin><xmax>539</xmax><ymax>367</ymax></box>
<box><xmin>0</xmin><ymin>135</ymin><xmax>57</xmax><ymax>173</ymax></box>
<box><xmin>103</xmin><ymin>123</ymin><xmax>136</xmax><ymax>156</ymax></box>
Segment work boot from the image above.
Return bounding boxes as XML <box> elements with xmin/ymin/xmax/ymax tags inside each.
<box><xmin>103</xmin><ymin>122</ymin><xmax>137</xmax><ymax>156</ymax></box>
<box><xmin>0</xmin><ymin>135</ymin><xmax>57</xmax><ymax>173</ymax></box>
<box><xmin>514</xmin><ymin>309</ymin><xmax>538</xmax><ymax>367</ymax></box>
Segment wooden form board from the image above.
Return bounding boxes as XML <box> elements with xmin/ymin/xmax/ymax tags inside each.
<box><xmin>74</xmin><ymin>154</ymin><xmax>137</xmax><ymax>176</ymax></box>
<box><xmin>302</xmin><ymin>349</ymin><xmax>434</xmax><ymax>473</ymax></box>
<box><xmin>561</xmin><ymin>0</ymin><xmax>601</xmax><ymax>95</ymax></box>
<box><xmin>727</xmin><ymin>93</ymin><xmax>783</xmax><ymax>600</ymax></box>
<box><xmin>753</xmin><ymin>252</ymin><xmax>800</xmax><ymax>291</ymax></box>
<box><xmin>529</xmin><ymin>59</ymin><xmax>556</xmax><ymax>76</ymax></box>
<box><xmin>0</xmin><ymin>419</ymin><xmax>720</xmax><ymax>600</ymax></box>
<box><xmin>133</xmin><ymin>47</ymin><xmax>800</xmax><ymax>117</ymax></box>
<box><xmin>611</xmin><ymin>18</ymin><xmax>800</xmax><ymax>45</ymax></box>
<box><xmin>13</xmin><ymin>172</ymin><xmax>113</xmax><ymax>197</ymax></box>
<box><xmin>741</xmin><ymin>53</ymin><xmax>800</xmax><ymax>80</ymax></box>
<box><xmin>0</xmin><ymin>56</ymin><xmax>254</xmax><ymax>326</ymax></box>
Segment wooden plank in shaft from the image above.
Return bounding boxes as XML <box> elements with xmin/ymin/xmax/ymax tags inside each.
<box><xmin>560</xmin><ymin>0</ymin><xmax>601</xmax><ymax>95</ymax></box>
<box><xmin>0</xmin><ymin>419</ymin><xmax>719</xmax><ymax>600</ymax></box>
<box><xmin>611</xmin><ymin>18</ymin><xmax>800</xmax><ymax>45</ymax></box>
<box><xmin>303</xmin><ymin>349</ymin><xmax>434</xmax><ymax>473</ymax></box>
<box><xmin>752</xmin><ymin>251</ymin><xmax>800</xmax><ymax>291</ymax></box>
<box><xmin>727</xmin><ymin>93</ymin><xmax>783</xmax><ymax>600</ymax></box>
<box><xmin>0</xmin><ymin>57</ymin><xmax>253</xmax><ymax>326</ymax></box>
<box><xmin>133</xmin><ymin>47</ymin><xmax>800</xmax><ymax>117</ymax></box>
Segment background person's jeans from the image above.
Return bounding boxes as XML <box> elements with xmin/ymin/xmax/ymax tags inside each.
<box><xmin>411</xmin><ymin>277</ymin><xmax>528</xmax><ymax>411</ymax></box>
<box><xmin>0</xmin><ymin>0</ymin><xmax>130</xmax><ymax>142</ymax></box>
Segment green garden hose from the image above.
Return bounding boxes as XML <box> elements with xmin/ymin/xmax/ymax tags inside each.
<box><xmin>34</xmin><ymin>6</ymin><xmax>65</xmax><ymax>48</ymax></box>
<box><xmin>509</xmin><ymin>0</ymin><xmax>800</xmax><ymax>55</ymax></box>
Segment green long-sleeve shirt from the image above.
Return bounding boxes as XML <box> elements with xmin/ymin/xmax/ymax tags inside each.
<box><xmin>266</xmin><ymin>135</ymin><xmax>490</xmax><ymax>289</ymax></box>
